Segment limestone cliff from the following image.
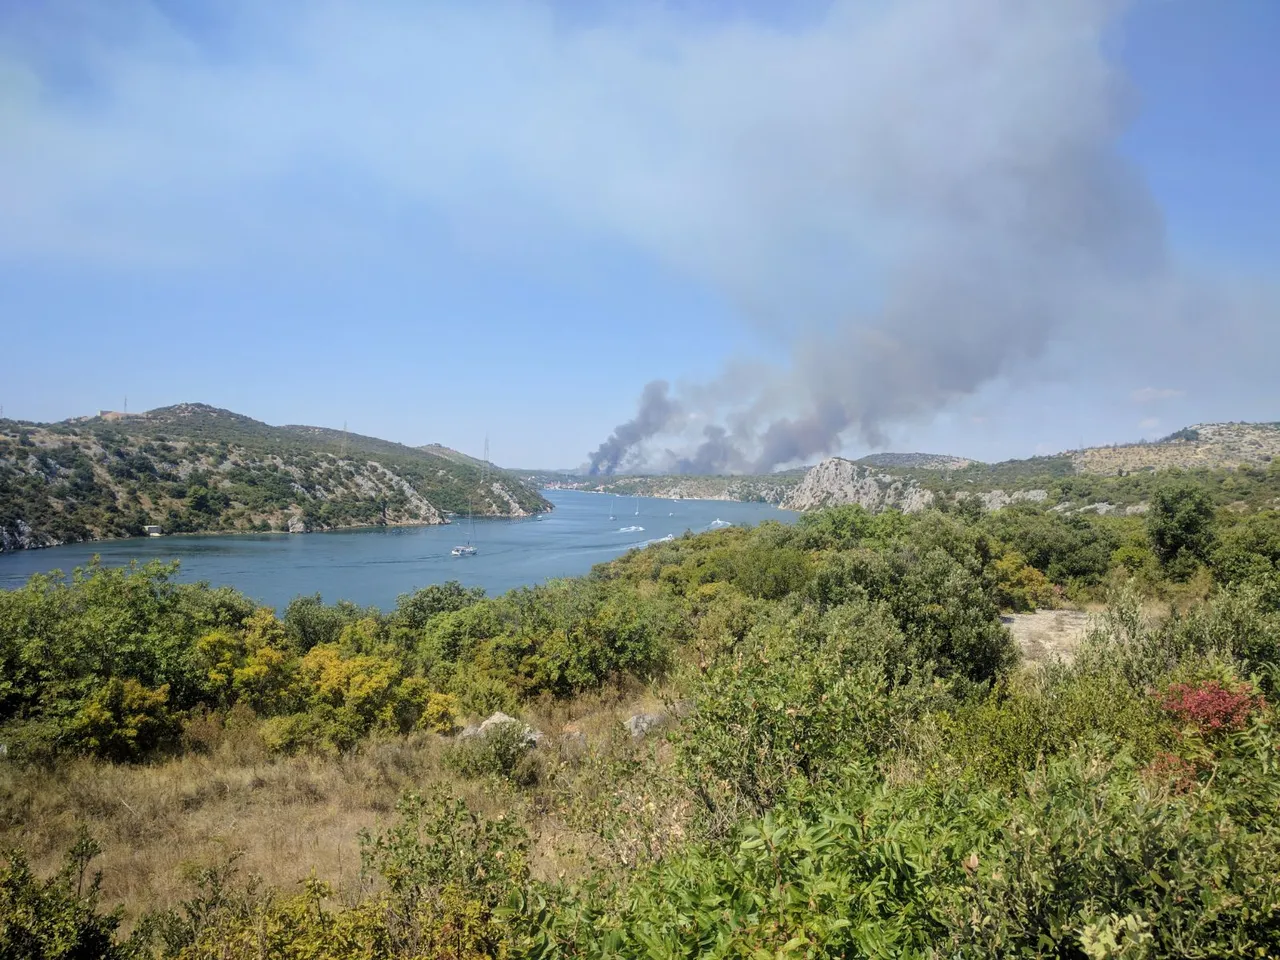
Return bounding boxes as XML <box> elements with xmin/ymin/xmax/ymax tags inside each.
<box><xmin>781</xmin><ymin>459</ymin><xmax>935</xmax><ymax>513</ymax></box>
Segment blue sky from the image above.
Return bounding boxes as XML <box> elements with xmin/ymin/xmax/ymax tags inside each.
<box><xmin>1</xmin><ymin>0</ymin><xmax>1276</xmax><ymax>469</ymax></box>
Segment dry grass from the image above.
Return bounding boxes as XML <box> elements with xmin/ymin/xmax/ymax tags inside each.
<box><xmin>1003</xmin><ymin>610</ymin><xmax>1091</xmax><ymax>666</ymax></box>
<box><xmin>0</xmin><ymin>687</ymin><xmax>688</xmax><ymax>930</ymax></box>
<box><xmin>3</xmin><ymin>734</ymin><xmax>441</xmax><ymax>924</ymax></box>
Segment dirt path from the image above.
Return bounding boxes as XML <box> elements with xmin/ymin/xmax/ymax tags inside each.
<box><xmin>1003</xmin><ymin>609</ymin><xmax>1092</xmax><ymax>665</ymax></box>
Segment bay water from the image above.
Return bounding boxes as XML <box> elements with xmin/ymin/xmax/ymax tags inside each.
<box><xmin>0</xmin><ymin>490</ymin><xmax>794</xmax><ymax>610</ymax></box>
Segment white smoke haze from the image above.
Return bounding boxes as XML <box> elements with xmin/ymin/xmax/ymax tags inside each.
<box><xmin>2</xmin><ymin>0</ymin><xmax>1273</xmax><ymax>467</ymax></box>
<box><xmin>569</xmin><ymin>0</ymin><xmax>1190</xmax><ymax>473</ymax></box>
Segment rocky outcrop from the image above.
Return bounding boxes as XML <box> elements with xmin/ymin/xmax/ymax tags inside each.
<box><xmin>857</xmin><ymin>452</ymin><xmax>974</xmax><ymax>470</ymax></box>
<box><xmin>973</xmin><ymin>489</ymin><xmax>1049</xmax><ymax>511</ymax></box>
<box><xmin>489</xmin><ymin>481</ymin><xmax>530</xmax><ymax>518</ymax></box>
<box><xmin>781</xmin><ymin>459</ymin><xmax>935</xmax><ymax>513</ymax></box>
<box><xmin>0</xmin><ymin>520</ymin><xmax>57</xmax><ymax>553</ymax></box>
<box><xmin>363</xmin><ymin>462</ymin><xmax>444</xmax><ymax>524</ymax></box>
<box><xmin>459</xmin><ymin>712</ymin><xmax>544</xmax><ymax>746</ymax></box>
<box><xmin>624</xmin><ymin>713</ymin><xmax>664</xmax><ymax>739</ymax></box>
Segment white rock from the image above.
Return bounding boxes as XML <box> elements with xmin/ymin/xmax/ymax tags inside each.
<box><xmin>625</xmin><ymin>713</ymin><xmax>665</xmax><ymax>739</ymax></box>
<box><xmin>781</xmin><ymin>459</ymin><xmax>935</xmax><ymax>513</ymax></box>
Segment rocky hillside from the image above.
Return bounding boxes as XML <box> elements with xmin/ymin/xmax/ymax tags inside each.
<box><xmin>855</xmin><ymin>452</ymin><xmax>973</xmax><ymax>470</ymax></box>
<box><xmin>0</xmin><ymin>404</ymin><xmax>549</xmax><ymax>552</ymax></box>
<box><xmin>1072</xmin><ymin>422</ymin><xmax>1280</xmax><ymax>475</ymax></box>
<box><xmin>780</xmin><ymin>459</ymin><xmax>935</xmax><ymax>513</ymax></box>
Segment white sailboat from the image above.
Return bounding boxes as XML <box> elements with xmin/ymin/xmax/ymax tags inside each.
<box><xmin>452</xmin><ymin>443</ymin><xmax>487</xmax><ymax>557</ymax></box>
<box><xmin>609</xmin><ymin>495</ymin><xmax>618</xmax><ymax>521</ymax></box>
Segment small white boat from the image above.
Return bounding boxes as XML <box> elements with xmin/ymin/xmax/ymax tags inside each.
<box><xmin>452</xmin><ymin>443</ymin><xmax>484</xmax><ymax>556</ymax></box>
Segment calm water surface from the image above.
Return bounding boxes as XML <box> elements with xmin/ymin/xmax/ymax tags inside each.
<box><xmin>0</xmin><ymin>490</ymin><xmax>794</xmax><ymax>610</ymax></box>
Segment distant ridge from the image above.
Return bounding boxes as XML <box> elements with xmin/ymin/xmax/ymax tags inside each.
<box><xmin>0</xmin><ymin>403</ymin><xmax>549</xmax><ymax>552</ymax></box>
<box><xmin>418</xmin><ymin>443</ymin><xmax>488</xmax><ymax>470</ymax></box>
<box><xmin>1070</xmin><ymin>422</ymin><xmax>1280</xmax><ymax>474</ymax></box>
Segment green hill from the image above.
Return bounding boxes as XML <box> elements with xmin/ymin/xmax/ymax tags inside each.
<box><xmin>0</xmin><ymin>403</ymin><xmax>549</xmax><ymax>551</ymax></box>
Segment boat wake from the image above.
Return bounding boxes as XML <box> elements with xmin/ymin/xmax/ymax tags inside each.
<box><xmin>619</xmin><ymin>525</ymin><xmax>645</xmax><ymax>533</ymax></box>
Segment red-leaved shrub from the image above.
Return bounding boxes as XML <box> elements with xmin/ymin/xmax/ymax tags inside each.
<box><xmin>1158</xmin><ymin>680</ymin><xmax>1263</xmax><ymax>737</ymax></box>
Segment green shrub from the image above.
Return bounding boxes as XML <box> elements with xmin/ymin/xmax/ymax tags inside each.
<box><xmin>444</xmin><ymin>722</ymin><xmax>540</xmax><ymax>786</ymax></box>
<box><xmin>0</xmin><ymin>832</ymin><xmax>129</xmax><ymax>960</ymax></box>
<box><xmin>260</xmin><ymin>705</ymin><xmax>365</xmax><ymax>756</ymax></box>
<box><xmin>1148</xmin><ymin>479</ymin><xmax>1216</xmax><ymax>577</ymax></box>
<box><xmin>945</xmin><ymin>666</ymin><xmax>1164</xmax><ymax>791</ymax></box>
<box><xmin>358</xmin><ymin>789</ymin><xmax>532</xmax><ymax>956</ymax></box>
<box><xmin>67</xmin><ymin>678</ymin><xmax>179</xmax><ymax>762</ymax></box>
<box><xmin>675</xmin><ymin>600</ymin><xmax>931</xmax><ymax>825</ymax></box>
<box><xmin>989</xmin><ymin>550</ymin><xmax>1055</xmax><ymax>611</ymax></box>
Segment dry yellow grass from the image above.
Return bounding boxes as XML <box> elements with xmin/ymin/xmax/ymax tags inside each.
<box><xmin>0</xmin><ymin>687</ymin><xmax>688</xmax><ymax>930</ymax></box>
<box><xmin>3</xmin><ymin>734</ymin><xmax>440</xmax><ymax>923</ymax></box>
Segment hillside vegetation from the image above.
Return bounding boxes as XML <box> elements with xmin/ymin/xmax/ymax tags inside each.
<box><xmin>1073</xmin><ymin>421</ymin><xmax>1280</xmax><ymax>474</ymax></box>
<box><xmin>543</xmin><ymin>472</ymin><xmax>803</xmax><ymax>505</ymax></box>
<box><xmin>0</xmin><ymin>404</ymin><xmax>548</xmax><ymax>551</ymax></box>
<box><xmin>855</xmin><ymin>451</ymin><xmax>973</xmax><ymax>470</ymax></box>
<box><xmin>3</xmin><ymin>470</ymin><xmax>1280</xmax><ymax>957</ymax></box>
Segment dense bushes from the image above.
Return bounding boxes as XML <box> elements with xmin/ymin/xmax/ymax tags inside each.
<box><xmin>0</xmin><ymin>562</ymin><xmax>678</xmax><ymax>762</ymax></box>
<box><xmin>3</xmin><ymin>479</ymin><xmax>1280</xmax><ymax>956</ymax></box>
<box><xmin>674</xmin><ymin>599</ymin><xmax>933</xmax><ymax>824</ymax></box>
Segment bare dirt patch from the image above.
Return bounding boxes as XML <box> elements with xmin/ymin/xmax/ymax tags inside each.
<box><xmin>1003</xmin><ymin>609</ymin><xmax>1092</xmax><ymax>666</ymax></box>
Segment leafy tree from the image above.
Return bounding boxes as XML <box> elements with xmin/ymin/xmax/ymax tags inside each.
<box><xmin>989</xmin><ymin>550</ymin><xmax>1055</xmax><ymax>612</ymax></box>
<box><xmin>391</xmin><ymin>581</ymin><xmax>486</xmax><ymax>632</ymax></box>
<box><xmin>1148</xmin><ymin>479</ymin><xmax>1215</xmax><ymax>575</ymax></box>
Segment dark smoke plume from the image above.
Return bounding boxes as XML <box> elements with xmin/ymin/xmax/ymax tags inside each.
<box><xmin>588</xmin><ymin>380</ymin><xmax>681</xmax><ymax>475</ymax></box>
<box><xmin>673</xmin><ymin>425</ymin><xmax>746</xmax><ymax>475</ymax></box>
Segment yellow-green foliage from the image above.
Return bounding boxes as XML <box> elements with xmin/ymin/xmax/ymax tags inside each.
<box><xmin>989</xmin><ymin>550</ymin><xmax>1056</xmax><ymax>612</ymax></box>
<box><xmin>418</xmin><ymin>690</ymin><xmax>458</xmax><ymax>734</ymax></box>
<box><xmin>196</xmin><ymin>608</ymin><xmax>297</xmax><ymax>714</ymax></box>
<box><xmin>68</xmin><ymin>678</ymin><xmax>177</xmax><ymax>762</ymax></box>
<box><xmin>299</xmin><ymin>643</ymin><xmax>401</xmax><ymax>727</ymax></box>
